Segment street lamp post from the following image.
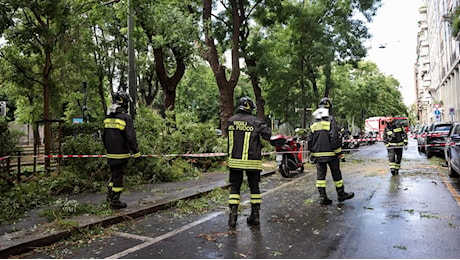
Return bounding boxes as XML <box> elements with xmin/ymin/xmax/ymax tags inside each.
<box><xmin>127</xmin><ymin>0</ymin><xmax>136</xmax><ymax>118</ymax></box>
<box><xmin>103</xmin><ymin>0</ymin><xmax>137</xmax><ymax>118</ymax></box>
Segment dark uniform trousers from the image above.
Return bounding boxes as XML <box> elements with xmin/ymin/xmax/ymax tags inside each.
<box><xmin>387</xmin><ymin>146</ymin><xmax>403</xmax><ymax>171</ymax></box>
<box><xmin>108</xmin><ymin>159</ymin><xmax>128</xmax><ymax>192</ymax></box>
<box><xmin>316</xmin><ymin>157</ymin><xmax>345</xmax><ymax>188</ymax></box>
<box><xmin>229</xmin><ymin>169</ymin><xmax>261</xmax><ymax>205</ymax></box>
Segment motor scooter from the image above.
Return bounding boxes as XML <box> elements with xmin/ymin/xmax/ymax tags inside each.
<box><xmin>269</xmin><ymin>134</ymin><xmax>305</xmax><ymax>178</ymax></box>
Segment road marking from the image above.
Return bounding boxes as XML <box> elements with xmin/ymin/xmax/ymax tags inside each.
<box><xmin>442</xmin><ymin>176</ymin><xmax>460</xmax><ymax>206</ymax></box>
<box><xmin>106</xmin><ymin>173</ymin><xmax>310</xmax><ymax>259</ymax></box>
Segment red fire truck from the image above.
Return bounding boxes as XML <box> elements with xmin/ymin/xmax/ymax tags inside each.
<box><xmin>364</xmin><ymin>116</ymin><xmax>409</xmax><ymax>141</ymax></box>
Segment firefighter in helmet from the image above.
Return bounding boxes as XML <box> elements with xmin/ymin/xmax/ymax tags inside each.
<box><xmin>226</xmin><ymin>97</ymin><xmax>272</xmax><ymax>228</ymax></box>
<box><xmin>103</xmin><ymin>90</ymin><xmax>141</xmax><ymax>209</ymax></box>
<box><xmin>307</xmin><ymin>97</ymin><xmax>354</xmax><ymax>205</ymax></box>
<box><xmin>383</xmin><ymin>116</ymin><xmax>408</xmax><ymax>175</ymax></box>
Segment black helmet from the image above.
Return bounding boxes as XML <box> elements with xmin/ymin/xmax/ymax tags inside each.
<box><xmin>237</xmin><ymin>96</ymin><xmax>256</xmax><ymax>114</ymax></box>
<box><xmin>319</xmin><ymin>97</ymin><xmax>333</xmax><ymax>109</ymax></box>
<box><xmin>113</xmin><ymin>90</ymin><xmax>132</xmax><ymax>109</ymax></box>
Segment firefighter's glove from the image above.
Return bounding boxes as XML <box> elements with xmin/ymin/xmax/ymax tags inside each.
<box><xmin>337</xmin><ymin>152</ymin><xmax>344</xmax><ymax>159</ymax></box>
<box><xmin>403</xmin><ymin>145</ymin><xmax>408</xmax><ymax>151</ymax></box>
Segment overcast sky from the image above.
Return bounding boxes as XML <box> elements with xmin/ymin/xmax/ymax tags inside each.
<box><xmin>364</xmin><ymin>0</ymin><xmax>422</xmax><ymax>106</ymax></box>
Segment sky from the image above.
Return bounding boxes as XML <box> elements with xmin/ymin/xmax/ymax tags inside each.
<box><xmin>364</xmin><ymin>0</ymin><xmax>422</xmax><ymax>106</ymax></box>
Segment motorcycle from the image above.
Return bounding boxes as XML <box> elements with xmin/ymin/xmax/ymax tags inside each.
<box><xmin>341</xmin><ymin>132</ymin><xmax>360</xmax><ymax>152</ymax></box>
<box><xmin>269</xmin><ymin>134</ymin><xmax>305</xmax><ymax>178</ymax></box>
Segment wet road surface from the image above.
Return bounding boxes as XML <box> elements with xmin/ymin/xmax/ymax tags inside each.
<box><xmin>17</xmin><ymin>139</ymin><xmax>460</xmax><ymax>258</ymax></box>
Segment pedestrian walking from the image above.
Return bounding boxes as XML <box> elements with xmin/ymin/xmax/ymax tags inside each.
<box><xmin>307</xmin><ymin>97</ymin><xmax>354</xmax><ymax>205</ymax></box>
<box><xmin>383</xmin><ymin>116</ymin><xmax>408</xmax><ymax>175</ymax></box>
<box><xmin>103</xmin><ymin>90</ymin><xmax>141</xmax><ymax>209</ymax></box>
<box><xmin>226</xmin><ymin>97</ymin><xmax>272</xmax><ymax>228</ymax></box>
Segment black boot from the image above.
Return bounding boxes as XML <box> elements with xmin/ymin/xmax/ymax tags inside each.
<box><xmin>228</xmin><ymin>205</ymin><xmax>238</xmax><ymax>228</ymax></box>
<box><xmin>111</xmin><ymin>191</ymin><xmax>127</xmax><ymax>209</ymax></box>
<box><xmin>391</xmin><ymin>169</ymin><xmax>397</xmax><ymax>175</ymax></box>
<box><xmin>247</xmin><ymin>204</ymin><xmax>260</xmax><ymax>226</ymax></box>
<box><xmin>336</xmin><ymin>186</ymin><xmax>354</xmax><ymax>202</ymax></box>
<box><xmin>318</xmin><ymin>187</ymin><xmax>332</xmax><ymax>205</ymax></box>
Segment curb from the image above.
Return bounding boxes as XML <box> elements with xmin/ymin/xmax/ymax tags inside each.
<box><xmin>0</xmin><ymin>170</ymin><xmax>276</xmax><ymax>258</ymax></box>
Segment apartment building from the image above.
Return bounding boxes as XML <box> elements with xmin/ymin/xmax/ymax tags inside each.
<box><xmin>415</xmin><ymin>0</ymin><xmax>460</xmax><ymax>124</ymax></box>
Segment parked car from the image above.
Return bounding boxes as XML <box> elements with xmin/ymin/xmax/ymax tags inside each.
<box><xmin>444</xmin><ymin>122</ymin><xmax>460</xmax><ymax>177</ymax></box>
<box><xmin>416</xmin><ymin>124</ymin><xmax>429</xmax><ymax>154</ymax></box>
<box><xmin>424</xmin><ymin>122</ymin><xmax>453</xmax><ymax>158</ymax></box>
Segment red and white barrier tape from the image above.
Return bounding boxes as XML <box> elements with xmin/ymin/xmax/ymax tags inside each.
<box><xmin>0</xmin><ymin>155</ymin><xmax>11</xmax><ymax>161</ymax></box>
<box><xmin>3</xmin><ymin>142</ymin><xmax>459</xmax><ymax>160</ymax></box>
<box><xmin>343</xmin><ymin>138</ymin><xmax>379</xmax><ymax>142</ymax></box>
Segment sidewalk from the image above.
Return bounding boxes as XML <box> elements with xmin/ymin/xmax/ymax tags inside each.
<box><xmin>0</xmin><ymin>169</ymin><xmax>276</xmax><ymax>258</ymax></box>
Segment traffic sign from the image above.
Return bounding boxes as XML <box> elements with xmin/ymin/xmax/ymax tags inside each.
<box><xmin>433</xmin><ymin>103</ymin><xmax>442</xmax><ymax>109</ymax></box>
<box><xmin>434</xmin><ymin>109</ymin><xmax>441</xmax><ymax>115</ymax></box>
<box><xmin>449</xmin><ymin>107</ymin><xmax>455</xmax><ymax>114</ymax></box>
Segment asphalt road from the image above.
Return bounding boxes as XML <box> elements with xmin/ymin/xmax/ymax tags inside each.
<box><xmin>17</xmin><ymin>139</ymin><xmax>460</xmax><ymax>258</ymax></box>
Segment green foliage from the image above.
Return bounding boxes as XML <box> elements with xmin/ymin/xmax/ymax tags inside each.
<box><xmin>0</xmin><ymin>180</ymin><xmax>53</xmax><ymax>224</ymax></box>
<box><xmin>133</xmin><ymin>108</ymin><xmax>225</xmax><ymax>178</ymax></box>
<box><xmin>449</xmin><ymin>6</ymin><xmax>460</xmax><ymax>37</ymax></box>
<box><xmin>40</xmin><ymin>198</ymin><xmax>112</xmax><ymax>222</ymax></box>
<box><xmin>330</xmin><ymin>61</ymin><xmax>407</xmax><ymax>129</ymax></box>
<box><xmin>0</xmin><ymin>119</ymin><xmax>18</xmax><ymax>156</ymax></box>
<box><xmin>174</xmin><ymin>188</ymin><xmax>228</xmax><ymax>216</ymax></box>
<box><xmin>61</xmin><ymin>133</ymin><xmax>107</xmax><ymax>189</ymax></box>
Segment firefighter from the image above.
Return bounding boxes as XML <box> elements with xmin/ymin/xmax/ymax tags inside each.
<box><xmin>227</xmin><ymin>97</ymin><xmax>272</xmax><ymax>228</ymax></box>
<box><xmin>383</xmin><ymin>116</ymin><xmax>408</xmax><ymax>175</ymax></box>
<box><xmin>103</xmin><ymin>90</ymin><xmax>141</xmax><ymax>209</ymax></box>
<box><xmin>307</xmin><ymin>97</ymin><xmax>354</xmax><ymax>205</ymax></box>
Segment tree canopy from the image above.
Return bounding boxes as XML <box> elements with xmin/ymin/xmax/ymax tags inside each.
<box><xmin>0</xmin><ymin>0</ymin><xmax>409</xmax><ymax>139</ymax></box>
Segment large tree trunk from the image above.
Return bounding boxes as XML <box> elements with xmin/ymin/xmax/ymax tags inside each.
<box><xmin>154</xmin><ymin>48</ymin><xmax>185</xmax><ymax>112</ymax></box>
<box><xmin>202</xmin><ymin>0</ymin><xmax>242</xmax><ymax>137</ymax></box>
<box><xmin>323</xmin><ymin>62</ymin><xmax>333</xmax><ymax>98</ymax></box>
<box><xmin>139</xmin><ymin>16</ymin><xmax>186</xmax><ymax>114</ymax></box>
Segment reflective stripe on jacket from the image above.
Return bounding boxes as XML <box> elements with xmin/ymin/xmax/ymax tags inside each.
<box><xmin>307</xmin><ymin>115</ymin><xmax>342</xmax><ymax>160</ymax></box>
<box><xmin>383</xmin><ymin>122</ymin><xmax>408</xmax><ymax>147</ymax></box>
<box><xmin>227</xmin><ymin>111</ymin><xmax>271</xmax><ymax>170</ymax></box>
<box><xmin>103</xmin><ymin>107</ymin><xmax>139</xmax><ymax>163</ymax></box>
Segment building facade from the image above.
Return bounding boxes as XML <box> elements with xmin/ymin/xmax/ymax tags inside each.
<box><xmin>416</xmin><ymin>0</ymin><xmax>460</xmax><ymax>124</ymax></box>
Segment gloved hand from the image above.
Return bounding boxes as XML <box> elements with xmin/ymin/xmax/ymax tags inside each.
<box><xmin>403</xmin><ymin>145</ymin><xmax>408</xmax><ymax>150</ymax></box>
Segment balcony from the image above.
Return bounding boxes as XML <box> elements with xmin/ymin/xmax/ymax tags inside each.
<box><xmin>419</xmin><ymin>6</ymin><xmax>427</xmax><ymax>14</ymax></box>
<box><xmin>422</xmin><ymin>80</ymin><xmax>431</xmax><ymax>88</ymax></box>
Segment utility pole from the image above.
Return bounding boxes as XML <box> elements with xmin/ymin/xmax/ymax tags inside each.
<box><xmin>128</xmin><ymin>0</ymin><xmax>137</xmax><ymax>118</ymax></box>
<box><xmin>103</xmin><ymin>0</ymin><xmax>137</xmax><ymax>118</ymax></box>
<box><xmin>82</xmin><ymin>81</ymin><xmax>88</xmax><ymax>123</ymax></box>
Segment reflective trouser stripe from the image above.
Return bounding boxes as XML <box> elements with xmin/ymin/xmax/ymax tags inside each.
<box><xmin>334</xmin><ymin>179</ymin><xmax>344</xmax><ymax>188</ymax></box>
<box><xmin>112</xmin><ymin>187</ymin><xmax>123</xmax><ymax>192</ymax></box>
<box><xmin>389</xmin><ymin>162</ymin><xmax>396</xmax><ymax>169</ymax></box>
<box><xmin>228</xmin><ymin>194</ymin><xmax>240</xmax><ymax>205</ymax></box>
<box><xmin>107</xmin><ymin>182</ymin><xmax>124</xmax><ymax>192</ymax></box>
<box><xmin>250</xmin><ymin>194</ymin><xmax>262</xmax><ymax>204</ymax></box>
<box><xmin>316</xmin><ymin>180</ymin><xmax>327</xmax><ymax>188</ymax></box>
